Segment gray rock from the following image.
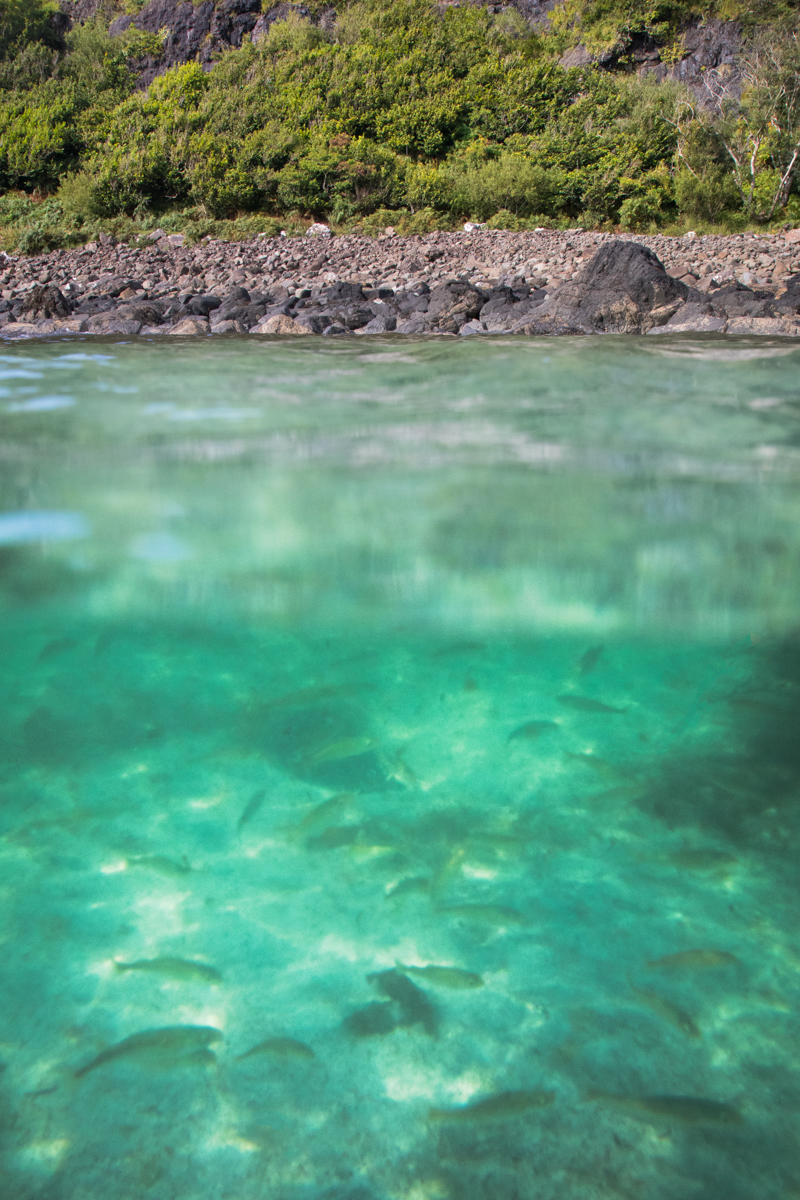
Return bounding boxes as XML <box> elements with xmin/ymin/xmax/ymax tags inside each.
<box><xmin>648</xmin><ymin>315</ymin><xmax>728</xmax><ymax>334</ymax></box>
<box><xmin>86</xmin><ymin>315</ymin><xmax>143</xmax><ymax>334</ymax></box>
<box><xmin>427</xmin><ymin>281</ymin><xmax>484</xmax><ymax>326</ymax></box>
<box><xmin>530</xmin><ymin>241</ymin><xmax>688</xmax><ymax>334</ymax></box>
<box><xmin>21</xmin><ymin>285</ymin><xmax>70</xmax><ymax>319</ymax></box>
<box><xmin>171</xmin><ymin>317</ymin><xmax>209</xmax><ymax>335</ymax></box>
<box><xmin>211</xmin><ymin>319</ymin><xmax>248</xmax><ymax>334</ymax></box>
<box><xmin>356</xmin><ymin>315</ymin><xmax>396</xmax><ymax>334</ymax></box>
<box><xmin>295</xmin><ymin>313</ymin><xmax>333</xmax><ymax>334</ymax></box>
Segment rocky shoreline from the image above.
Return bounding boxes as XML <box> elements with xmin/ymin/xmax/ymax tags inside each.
<box><xmin>2</xmin><ymin>227</ymin><xmax>800</xmax><ymax>339</ymax></box>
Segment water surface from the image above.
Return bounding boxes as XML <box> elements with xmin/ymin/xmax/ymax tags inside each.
<box><xmin>1</xmin><ymin>336</ymin><xmax>800</xmax><ymax>1200</ymax></box>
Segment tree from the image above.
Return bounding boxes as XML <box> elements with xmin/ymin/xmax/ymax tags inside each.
<box><xmin>704</xmin><ymin>27</ymin><xmax>800</xmax><ymax>222</ymax></box>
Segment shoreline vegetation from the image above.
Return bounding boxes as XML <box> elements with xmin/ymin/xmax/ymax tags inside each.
<box><xmin>1</xmin><ymin>0</ymin><xmax>800</xmax><ymax>257</ymax></box>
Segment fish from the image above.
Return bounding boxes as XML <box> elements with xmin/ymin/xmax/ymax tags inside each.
<box><xmin>343</xmin><ymin>1002</ymin><xmax>397</xmax><ymax>1037</ymax></box>
<box><xmin>429</xmin><ymin>1089</ymin><xmax>555</xmax><ymax>1123</ymax></box>
<box><xmin>586</xmin><ymin>1090</ymin><xmax>741</xmax><ymax>1124</ymax></box>
<box><xmin>558</xmin><ymin>695</ymin><xmax>628</xmax><ymax>715</ymax></box>
<box><xmin>128</xmin><ymin>855</ymin><xmax>192</xmax><ymax>878</ymax></box>
<box><xmin>237</xmin><ymin>789</ymin><xmax>266</xmax><ymax>836</ymax></box>
<box><xmin>663</xmin><ymin>848</ymin><xmax>737</xmax><ymax>873</ymax></box>
<box><xmin>430</xmin><ymin>641</ymin><xmax>486</xmax><ymax>658</ymax></box>
<box><xmin>294</xmin><ymin>793</ymin><xmax>356</xmax><ymax>837</ymax></box>
<box><xmin>38</xmin><ymin>637</ymin><xmax>78</xmax><ymax>662</ymax></box>
<box><xmin>630</xmin><ymin>985</ymin><xmax>701</xmax><ymax>1039</ymax></box>
<box><xmin>113</xmin><ymin>957</ymin><xmax>222</xmax><ymax>983</ymax></box>
<box><xmin>302</xmin><ymin>736</ymin><xmax>379</xmax><ymax>768</ymax></box>
<box><xmin>437</xmin><ymin>904</ymin><xmax>527</xmax><ymax>927</ymax></box>
<box><xmin>385</xmin><ymin>876</ymin><xmax>431</xmax><ymax>900</ymax></box>
<box><xmin>306</xmin><ymin>824</ymin><xmax>360</xmax><ymax>850</ymax></box>
<box><xmin>367</xmin><ymin>969</ymin><xmax>438</xmax><ymax>1036</ymax></box>
<box><xmin>75</xmin><ymin>1026</ymin><xmax>223</xmax><ymax>1077</ymax></box>
<box><xmin>647</xmin><ymin>949</ymin><xmax>740</xmax><ymax>971</ymax></box>
<box><xmin>508</xmin><ymin>721</ymin><xmax>559</xmax><ymax>742</ymax></box>
<box><xmin>237</xmin><ymin>1037</ymin><xmax>315</xmax><ymax>1061</ymax></box>
<box><xmin>579</xmin><ymin>645</ymin><xmax>604</xmax><ymax>675</ymax></box>
<box><xmin>400</xmin><ymin>965</ymin><xmax>483</xmax><ymax>990</ymax></box>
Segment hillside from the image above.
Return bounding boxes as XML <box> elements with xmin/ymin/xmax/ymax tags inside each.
<box><xmin>0</xmin><ymin>0</ymin><xmax>799</xmax><ymax>251</ymax></box>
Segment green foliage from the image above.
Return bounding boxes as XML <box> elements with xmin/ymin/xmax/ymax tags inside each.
<box><xmin>1</xmin><ymin>0</ymin><xmax>798</xmax><ymax>249</ymax></box>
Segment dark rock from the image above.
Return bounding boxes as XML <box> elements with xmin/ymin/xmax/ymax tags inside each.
<box><xmin>117</xmin><ymin>301</ymin><xmax>165</xmax><ymax>325</ymax></box>
<box><xmin>187</xmin><ymin>294</ymin><xmax>221</xmax><ymax>316</ymax></box>
<box><xmin>334</xmin><ymin>306</ymin><xmax>373</xmax><ymax>330</ymax></box>
<box><xmin>322</xmin><ymin>323</ymin><xmax>350</xmax><ymax>335</ymax></box>
<box><xmin>775</xmin><ymin>275</ymin><xmax>800</xmax><ymax>316</ymax></box>
<box><xmin>85</xmin><ymin>316</ymin><xmax>143</xmax><ymax>335</ymax></box>
<box><xmin>74</xmin><ymin>297</ymin><xmax>117</xmax><ymax>315</ymax></box>
<box><xmin>708</xmin><ymin>282</ymin><xmax>776</xmax><ymax>319</ymax></box>
<box><xmin>227</xmin><ymin>286</ymin><xmax>251</xmax><ymax>303</ymax></box>
<box><xmin>357</xmin><ymin>315</ymin><xmax>396</xmax><ymax>334</ymax></box>
<box><xmin>295</xmin><ymin>313</ymin><xmax>333</xmax><ymax>334</ymax></box>
<box><xmin>531</xmin><ymin>241</ymin><xmax>688</xmax><ymax>334</ymax></box>
<box><xmin>21</xmin><ymin>285</ymin><xmax>70</xmax><ymax>319</ymax></box>
<box><xmin>427</xmin><ymin>281</ymin><xmax>484</xmax><ymax>326</ymax></box>
<box><xmin>326</xmin><ymin>281</ymin><xmax>365</xmax><ymax>304</ymax></box>
<box><xmin>397</xmin><ymin>293</ymin><xmax>429</xmax><ymax>315</ymax></box>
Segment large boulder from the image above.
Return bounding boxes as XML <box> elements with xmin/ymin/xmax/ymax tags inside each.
<box><xmin>21</xmin><ymin>285</ymin><xmax>70</xmax><ymax>320</ymax></box>
<box><xmin>527</xmin><ymin>241</ymin><xmax>689</xmax><ymax>335</ymax></box>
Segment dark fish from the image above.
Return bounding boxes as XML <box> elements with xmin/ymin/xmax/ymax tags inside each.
<box><xmin>587</xmin><ymin>1090</ymin><xmax>741</xmax><ymax>1124</ymax></box>
<box><xmin>557</xmin><ymin>695</ymin><xmax>628</xmax><ymax>715</ymax></box>
<box><xmin>306</xmin><ymin>824</ymin><xmax>360</xmax><ymax>850</ymax></box>
<box><xmin>237</xmin><ymin>789</ymin><xmax>266</xmax><ymax>837</ymax></box>
<box><xmin>647</xmin><ymin>949</ymin><xmax>740</xmax><ymax>971</ymax></box>
<box><xmin>508</xmin><ymin>721</ymin><xmax>559</xmax><ymax>742</ymax></box>
<box><xmin>368</xmin><ymin>969</ymin><xmax>438</xmax><ymax>1036</ymax></box>
<box><xmin>429</xmin><ymin>1089</ymin><xmax>555</xmax><ymax>1122</ymax></box>
<box><xmin>430</xmin><ymin>642</ymin><xmax>486</xmax><ymax>658</ymax></box>
<box><xmin>579</xmin><ymin>645</ymin><xmax>604</xmax><ymax>675</ymax></box>
<box><xmin>237</xmin><ymin>1037</ymin><xmax>314</xmax><ymax>1061</ymax></box>
<box><xmin>631</xmin><ymin>985</ymin><xmax>700</xmax><ymax>1039</ymax></box>
<box><xmin>75</xmin><ymin>1026</ymin><xmax>222</xmax><ymax>1077</ymax></box>
<box><xmin>38</xmin><ymin>637</ymin><xmax>78</xmax><ymax>662</ymax></box>
<box><xmin>343</xmin><ymin>1003</ymin><xmax>397</xmax><ymax>1038</ymax></box>
<box><xmin>295</xmin><ymin>793</ymin><xmax>355</xmax><ymax>836</ymax></box>
<box><xmin>664</xmin><ymin>848</ymin><xmax>737</xmax><ymax>873</ymax></box>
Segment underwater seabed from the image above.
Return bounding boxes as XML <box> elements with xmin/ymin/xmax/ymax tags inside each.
<box><xmin>1</xmin><ymin>336</ymin><xmax>800</xmax><ymax>1200</ymax></box>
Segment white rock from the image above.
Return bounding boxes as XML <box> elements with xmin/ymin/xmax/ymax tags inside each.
<box><xmin>306</xmin><ymin>223</ymin><xmax>332</xmax><ymax>237</ymax></box>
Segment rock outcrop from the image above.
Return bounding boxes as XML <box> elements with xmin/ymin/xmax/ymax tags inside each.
<box><xmin>524</xmin><ymin>242</ymin><xmax>689</xmax><ymax>334</ymax></box>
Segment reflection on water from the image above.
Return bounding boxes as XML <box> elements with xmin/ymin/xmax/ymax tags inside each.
<box><xmin>0</xmin><ymin>338</ymin><xmax>799</xmax><ymax>1200</ymax></box>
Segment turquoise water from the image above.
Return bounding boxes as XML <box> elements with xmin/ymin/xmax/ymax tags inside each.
<box><xmin>1</xmin><ymin>335</ymin><xmax>800</xmax><ymax>1200</ymax></box>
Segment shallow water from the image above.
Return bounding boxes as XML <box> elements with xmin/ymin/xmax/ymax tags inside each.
<box><xmin>1</xmin><ymin>335</ymin><xmax>800</xmax><ymax>1200</ymax></box>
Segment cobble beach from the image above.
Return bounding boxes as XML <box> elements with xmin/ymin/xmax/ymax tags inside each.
<box><xmin>2</xmin><ymin>228</ymin><xmax>800</xmax><ymax>337</ymax></box>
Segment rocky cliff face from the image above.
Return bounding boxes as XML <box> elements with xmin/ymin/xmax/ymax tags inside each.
<box><xmin>559</xmin><ymin>17</ymin><xmax>741</xmax><ymax>94</ymax></box>
<box><xmin>62</xmin><ymin>0</ymin><xmax>742</xmax><ymax>95</ymax></box>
